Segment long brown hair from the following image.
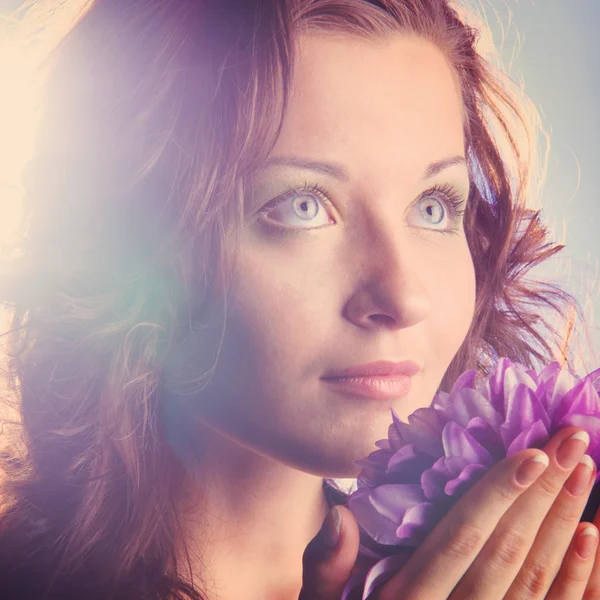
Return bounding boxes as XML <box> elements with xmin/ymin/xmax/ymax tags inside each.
<box><xmin>0</xmin><ymin>0</ymin><xmax>590</xmax><ymax>598</ymax></box>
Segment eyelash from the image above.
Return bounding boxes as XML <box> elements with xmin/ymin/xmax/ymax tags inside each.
<box><xmin>257</xmin><ymin>181</ymin><xmax>467</xmax><ymax>238</ymax></box>
<box><xmin>419</xmin><ymin>182</ymin><xmax>467</xmax><ymax>237</ymax></box>
<box><xmin>256</xmin><ymin>183</ymin><xmax>334</xmax><ymax>238</ymax></box>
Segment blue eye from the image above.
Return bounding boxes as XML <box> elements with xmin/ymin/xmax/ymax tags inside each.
<box><xmin>258</xmin><ymin>184</ymin><xmax>335</xmax><ymax>230</ymax></box>
<box><xmin>257</xmin><ymin>182</ymin><xmax>467</xmax><ymax>237</ymax></box>
<box><xmin>418</xmin><ymin>197</ymin><xmax>446</xmax><ymax>225</ymax></box>
<box><xmin>413</xmin><ymin>184</ymin><xmax>467</xmax><ymax>236</ymax></box>
<box><xmin>288</xmin><ymin>194</ymin><xmax>320</xmax><ymax>220</ymax></box>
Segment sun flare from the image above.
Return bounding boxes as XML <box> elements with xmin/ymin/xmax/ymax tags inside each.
<box><xmin>0</xmin><ymin>50</ymin><xmax>37</xmax><ymax>251</ymax></box>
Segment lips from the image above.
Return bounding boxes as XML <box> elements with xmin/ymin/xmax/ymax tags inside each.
<box><xmin>322</xmin><ymin>360</ymin><xmax>421</xmax><ymax>379</ymax></box>
<box><xmin>321</xmin><ymin>361</ymin><xmax>420</xmax><ymax>400</ymax></box>
<box><xmin>322</xmin><ymin>374</ymin><xmax>413</xmax><ymax>400</ymax></box>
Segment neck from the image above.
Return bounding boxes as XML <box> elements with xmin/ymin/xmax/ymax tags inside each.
<box><xmin>177</xmin><ymin>421</ymin><xmax>331</xmax><ymax>600</ymax></box>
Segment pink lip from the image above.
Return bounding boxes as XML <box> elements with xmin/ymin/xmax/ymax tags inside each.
<box><xmin>322</xmin><ymin>360</ymin><xmax>421</xmax><ymax>379</ymax></box>
<box><xmin>321</xmin><ymin>360</ymin><xmax>420</xmax><ymax>400</ymax></box>
<box><xmin>322</xmin><ymin>374</ymin><xmax>413</xmax><ymax>400</ymax></box>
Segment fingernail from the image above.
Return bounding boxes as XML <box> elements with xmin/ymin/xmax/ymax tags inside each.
<box><xmin>321</xmin><ymin>506</ymin><xmax>342</xmax><ymax>550</ymax></box>
<box><xmin>556</xmin><ymin>431</ymin><xmax>590</xmax><ymax>469</ymax></box>
<box><xmin>576</xmin><ymin>525</ymin><xmax>598</xmax><ymax>559</ymax></box>
<box><xmin>565</xmin><ymin>455</ymin><xmax>595</xmax><ymax>496</ymax></box>
<box><xmin>515</xmin><ymin>453</ymin><xmax>549</xmax><ymax>486</ymax></box>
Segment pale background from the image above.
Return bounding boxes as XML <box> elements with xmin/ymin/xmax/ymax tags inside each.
<box><xmin>0</xmin><ymin>0</ymin><xmax>599</xmax><ymax>358</ymax></box>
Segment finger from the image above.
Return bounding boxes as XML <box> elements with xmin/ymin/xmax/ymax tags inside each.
<box><xmin>299</xmin><ymin>506</ymin><xmax>360</xmax><ymax>600</ymax></box>
<box><xmin>502</xmin><ymin>435</ymin><xmax>595</xmax><ymax>599</ymax></box>
<box><xmin>452</xmin><ymin>427</ymin><xmax>590</xmax><ymax>599</ymax></box>
<box><xmin>506</xmin><ymin>454</ymin><xmax>595</xmax><ymax>599</ymax></box>
<box><xmin>545</xmin><ymin>523</ymin><xmax>598</xmax><ymax>600</ymax></box>
<box><xmin>582</xmin><ymin>504</ymin><xmax>600</xmax><ymax>598</ymax></box>
<box><xmin>374</xmin><ymin>448</ymin><xmax>549</xmax><ymax>600</ymax></box>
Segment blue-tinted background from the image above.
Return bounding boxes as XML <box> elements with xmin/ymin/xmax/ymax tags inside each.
<box><xmin>480</xmin><ymin>0</ymin><xmax>600</xmax><ymax>367</ymax></box>
<box><xmin>1</xmin><ymin>0</ymin><xmax>599</xmax><ymax>360</ymax></box>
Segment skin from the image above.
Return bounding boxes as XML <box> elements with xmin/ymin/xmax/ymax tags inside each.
<box><xmin>168</xmin><ymin>32</ymin><xmax>476</xmax><ymax>600</ymax></box>
<box><xmin>164</xmin><ymin>30</ymin><xmax>600</xmax><ymax>600</ymax></box>
<box><xmin>366</xmin><ymin>427</ymin><xmax>599</xmax><ymax>600</ymax></box>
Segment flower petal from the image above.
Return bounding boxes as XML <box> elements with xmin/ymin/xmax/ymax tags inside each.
<box><xmin>450</xmin><ymin>369</ymin><xmax>478</xmax><ymax>393</ymax></box>
<box><xmin>555</xmin><ymin>378</ymin><xmax>600</xmax><ymax>426</ymax></box>
<box><xmin>545</xmin><ymin>366</ymin><xmax>580</xmax><ymax>414</ymax></box>
<box><xmin>340</xmin><ymin>565</ymin><xmax>373</xmax><ymax>600</ymax></box>
<box><xmin>446</xmin><ymin>388</ymin><xmax>503</xmax><ymax>429</ymax></box>
<box><xmin>483</xmin><ymin>357</ymin><xmax>515</xmax><ymax>414</ymax></box>
<box><xmin>466</xmin><ymin>417</ymin><xmax>505</xmax><ymax>460</ymax></box>
<box><xmin>537</xmin><ymin>361</ymin><xmax>563</xmax><ymax>384</ymax></box>
<box><xmin>386</xmin><ymin>445</ymin><xmax>435</xmax><ymax>482</ymax></box>
<box><xmin>506</xmin><ymin>419</ymin><xmax>550</xmax><ymax>456</ymax></box>
<box><xmin>375</xmin><ymin>439</ymin><xmax>391</xmax><ymax>450</ymax></box>
<box><xmin>586</xmin><ymin>367</ymin><xmax>600</xmax><ymax>392</ymax></box>
<box><xmin>445</xmin><ymin>455</ymin><xmax>472</xmax><ymax>477</ymax></box>
<box><xmin>431</xmin><ymin>390</ymin><xmax>451</xmax><ymax>410</ymax></box>
<box><xmin>391</xmin><ymin>408</ymin><xmax>445</xmax><ymax>456</ymax></box>
<box><xmin>421</xmin><ymin>457</ymin><xmax>452</xmax><ymax>500</ymax></box>
<box><xmin>349</xmin><ymin>355</ymin><xmax>600</xmax><ymax>599</ymax></box>
<box><xmin>357</xmin><ymin>465</ymin><xmax>389</xmax><ymax>489</ymax></box>
<box><xmin>500</xmin><ymin>384</ymin><xmax>549</xmax><ymax>449</ymax></box>
<box><xmin>362</xmin><ymin>553</ymin><xmax>413</xmax><ymax>600</ymax></box>
<box><xmin>490</xmin><ymin>360</ymin><xmax>538</xmax><ymax>416</ymax></box>
<box><xmin>442</xmin><ymin>422</ymin><xmax>493</xmax><ymax>465</ymax></box>
<box><xmin>349</xmin><ymin>484</ymin><xmax>425</xmax><ymax>545</ymax></box>
<box><xmin>396</xmin><ymin>502</ymin><xmax>439</xmax><ymax>543</ymax></box>
<box><xmin>445</xmin><ymin>463</ymin><xmax>487</xmax><ymax>496</ymax></box>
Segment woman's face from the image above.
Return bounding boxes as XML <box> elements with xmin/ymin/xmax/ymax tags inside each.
<box><xmin>187</xmin><ymin>33</ymin><xmax>476</xmax><ymax>478</ymax></box>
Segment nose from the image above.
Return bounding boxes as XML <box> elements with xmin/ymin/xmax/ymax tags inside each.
<box><xmin>344</xmin><ymin>229</ymin><xmax>431</xmax><ymax>331</ymax></box>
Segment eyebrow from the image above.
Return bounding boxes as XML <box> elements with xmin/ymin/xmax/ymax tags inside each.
<box><xmin>261</xmin><ymin>155</ymin><xmax>467</xmax><ymax>181</ymax></box>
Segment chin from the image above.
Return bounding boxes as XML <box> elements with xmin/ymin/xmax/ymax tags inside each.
<box><xmin>277</xmin><ymin>441</ymin><xmax>371</xmax><ymax>479</ymax></box>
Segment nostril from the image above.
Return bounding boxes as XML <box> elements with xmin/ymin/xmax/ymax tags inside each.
<box><xmin>368</xmin><ymin>314</ymin><xmax>395</xmax><ymax>326</ymax></box>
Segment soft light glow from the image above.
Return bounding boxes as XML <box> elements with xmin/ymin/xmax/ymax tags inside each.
<box><xmin>0</xmin><ymin>0</ymin><xmax>91</xmax><ymax>253</ymax></box>
<box><xmin>0</xmin><ymin>51</ymin><xmax>37</xmax><ymax>250</ymax></box>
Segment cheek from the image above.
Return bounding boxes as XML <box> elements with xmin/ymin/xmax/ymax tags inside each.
<box><xmin>227</xmin><ymin>252</ymin><xmax>325</xmax><ymax>378</ymax></box>
<box><xmin>430</xmin><ymin>246</ymin><xmax>476</xmax><ymax>357</ymax></box>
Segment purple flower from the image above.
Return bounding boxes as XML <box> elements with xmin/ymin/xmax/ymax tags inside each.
<box><xmin>342</xmin><ymin>358</ymin><xmax>600</xmax><ymax>600</ymax></box>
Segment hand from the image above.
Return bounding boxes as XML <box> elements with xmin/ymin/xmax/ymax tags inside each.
<box><xmin>299</xmin><ymin>504</ymin><xmax>360</xmax><ymax>600</ymax></box>
<box><xmin>300</xmin><ymin>427</ymin><xmax>599</xmax><ymax>600</ymax></box>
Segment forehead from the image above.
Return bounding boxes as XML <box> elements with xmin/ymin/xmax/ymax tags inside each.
<box><xmin>271</xmin><ymin>33</ymin><xmax>466</xmax><ymax>176</ymax></box>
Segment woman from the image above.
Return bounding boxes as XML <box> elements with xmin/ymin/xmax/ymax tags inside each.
<box><xmin>0</xmin><ymin>0</ymin><xmax>597</xmax><ymax>598</ymax></box>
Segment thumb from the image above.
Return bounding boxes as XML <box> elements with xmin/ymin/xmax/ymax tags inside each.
<box><xmin>299</xmin><ymin>505</ymin><xmax>360</xmax><ymax>600</ymax></box>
